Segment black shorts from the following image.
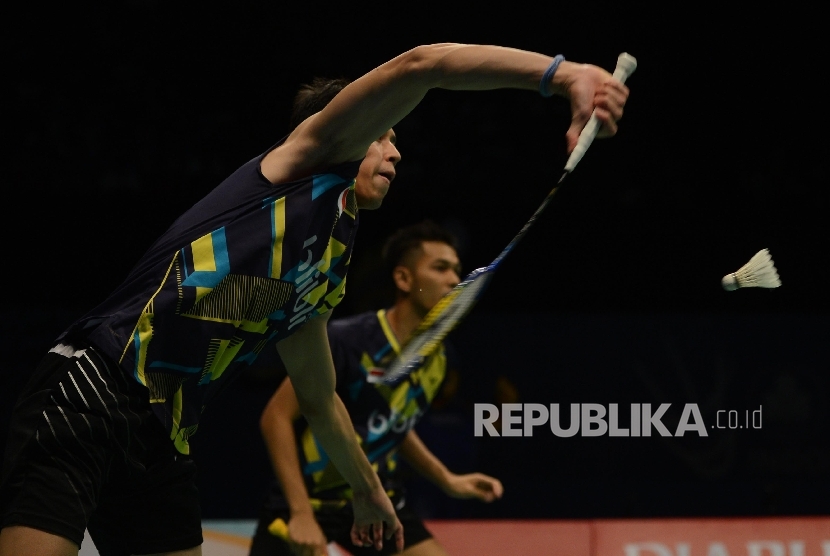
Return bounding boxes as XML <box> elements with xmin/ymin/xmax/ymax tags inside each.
<box><xmin>248</xmin><ymin>499</ymin><xmax>433</xmax><ymax>556</ymax></box>
<box><xmin>0</xmin><ymin>342</ymin><xmax>203</xmax><ymax>556</ymax></box>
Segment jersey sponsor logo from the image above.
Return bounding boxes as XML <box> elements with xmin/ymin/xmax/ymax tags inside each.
<box><xmin>288</xmin><ymin>235</ymin><xmax>325</xmax><ymax>330</ymax></box>
<box><xmin>366</xmin><ymin>406</ymin><xmax>423</xmax><ymax>441</ymax></box>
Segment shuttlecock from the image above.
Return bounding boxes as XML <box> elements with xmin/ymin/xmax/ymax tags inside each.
<box><xmin>722</xmin><ymin>248</ymin><xmax>781</xmax><ymax>291</ymax></box>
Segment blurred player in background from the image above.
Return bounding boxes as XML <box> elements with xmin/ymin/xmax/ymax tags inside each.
<box><xmin>250</xmin><ymin>220</ymin><xmax>503</xmax><ymax>556</ymax></box>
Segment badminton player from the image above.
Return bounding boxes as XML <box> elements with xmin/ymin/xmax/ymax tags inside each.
<box><xmin>0</xmin><ymin>43</ymin><xmax>628</xmax><ymax>556</ymax></box>
<box><xmin>249</xmin><ymin>220</ymin><xmax>503</xmax><ymax>556</ymax></box>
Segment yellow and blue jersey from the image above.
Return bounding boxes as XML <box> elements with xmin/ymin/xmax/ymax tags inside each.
<box><xmin>57</xmin><ymin>140</ymin><xmax>361</xmax><ymax>454</ymax></box>
<box><xmin>287</xmin><ymin>309</ymin><xmax>448</xmax><ymax>505</ymax></box>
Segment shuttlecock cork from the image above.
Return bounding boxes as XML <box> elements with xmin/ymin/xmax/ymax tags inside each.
<box><xmin>722</xmin><ymin>248</ymin><xmax>781</xmax><ymax>291</ymax></box>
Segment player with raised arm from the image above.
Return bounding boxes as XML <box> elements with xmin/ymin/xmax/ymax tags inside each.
<box><xmin>0</xmin><ymin>44</ymin><xmax>628</xmax><ymax>556</ymax></box>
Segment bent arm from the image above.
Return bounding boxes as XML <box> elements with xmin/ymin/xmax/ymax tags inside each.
<box><xmin>268</xmin><ymin>43</ymin><xmax>628</xmax><ymax>179</ymax></box>
<box><xmin>306</xmin><ymin>44</ymin><xmax>560</xmax><ymax>163</ymax></box>
<box><xmin>398</xmin><ymin>429</ymin><xmax>453</xmax><ymax>490</ymax></box>
<box><xmin>399</xmin><ymin>429</ymin><xmax>504</xmax><ymax>503</ymax></box>
<box><xmin>259</xmin><ymin>377</ymin><xmax>315</xmax><ymax>516</ymax></box>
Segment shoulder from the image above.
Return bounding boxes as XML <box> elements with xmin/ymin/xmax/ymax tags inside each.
<box><xmin>260</xmin><ymin>114</ymin><xmax>365</xmax><ymax>186</ymax></box>
<box><xmin>327</xmin><ymin>310</ymin><xmax>378</xmax><ymax>338</ymax></box>
<box><xmin>261</xmin><ymin>147</ymin><xmax>363</xmax><ymax>192</ymax></box>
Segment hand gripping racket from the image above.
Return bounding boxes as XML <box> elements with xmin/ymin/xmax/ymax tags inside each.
<box><xmin>268</xmin><ymin>518</ymin><xmax>346</xmax><ymax>555</ymax></box>
<box><xmin>380</xmin><ymin>52</ymin><xmax>638</xmax><ymax>384</ymax></box>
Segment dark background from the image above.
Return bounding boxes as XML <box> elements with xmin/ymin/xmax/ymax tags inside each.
<box><xmin>3</xmin><ymin>2</ymin><xmax>828</xmax><ymax>521</ymax></box>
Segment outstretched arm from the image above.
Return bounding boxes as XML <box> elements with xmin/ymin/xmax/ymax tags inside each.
<box><xmin>399</xmin><ymin>429</ymin><xmax>503</xmax><ymax>503</ymax></box>
<box><xmin>264</xmin><ymin>43</ymin><xmax>629</xmax><ymax>182</ymax></box>
<box><xmin>276</xmin><ymin>312</ymin><xmax>404</xmax><ymax>552</ymax></box>
<box><xmin>260</xmin><ymin>378</ymin><xmax>329</xmax><ymax>556</ymax></box>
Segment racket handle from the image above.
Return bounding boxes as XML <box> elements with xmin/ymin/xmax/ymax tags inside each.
<box><xmin>269</xmin><ymin>517</ymin><xmax>341</xmax><ymax>555</ymax></box>
<box><xmin>564</xmin><ymin>52</ymin><xmax>637</xmax><ymax>173</ymax></box>
<box><xmin>268</xmin><ymin>517</ymin><xmax>290</xmax><ymax>539</ymax></box>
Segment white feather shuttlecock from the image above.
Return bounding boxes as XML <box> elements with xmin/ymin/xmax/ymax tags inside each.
<box><xmin>722</xmin><ymin>248</ymin><xmax>781</xmax><ymax>291</ymax></box>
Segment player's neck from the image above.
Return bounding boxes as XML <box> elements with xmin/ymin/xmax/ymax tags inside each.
<box><xmin>385</xmin><ymin>302</ymin><xmax>423</xmax><ymax>345</ymax></box>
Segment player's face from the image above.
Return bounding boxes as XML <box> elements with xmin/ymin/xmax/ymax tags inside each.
<box><xmin>409</xmin><ymin>241</ymin><xmax>461</xmax><ymax>315</ymax></box>
<box><xmin>355</xmin><ymin>129</ymin><xmax>400</xmax><ymax>210</ymax></box>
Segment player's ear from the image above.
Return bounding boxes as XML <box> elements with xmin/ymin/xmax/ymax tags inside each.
<box><xmin>392</xmin><ymin>265</ymin><xmax>412</xmax><ymax>293</ymax></box>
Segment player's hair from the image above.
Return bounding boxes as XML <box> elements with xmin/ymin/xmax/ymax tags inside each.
<box><xmin>289</xmin><ymin>76</ymin><xmax>352</xmax><ymax>130</ymax></box>
<box><xmin>381</xmin><ymin>220</ymin><xmax>459</xmax><ymax>277</ymax></box>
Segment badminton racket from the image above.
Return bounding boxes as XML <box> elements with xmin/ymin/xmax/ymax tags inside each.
<box><xmin>380</xmin><ymin>52</ymin><xmax>637</xmax><ymax>384</ymax></box>
<box><xmin>268</xmin><ymin>518</ymin><xmax>347</xmax><ymax>555</ymax></box>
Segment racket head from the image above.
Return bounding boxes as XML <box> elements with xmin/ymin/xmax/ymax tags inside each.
<box><xmin>380</xmin><ymin>266</ymin><xmax>494</xmax><ymax>384</ymax></box>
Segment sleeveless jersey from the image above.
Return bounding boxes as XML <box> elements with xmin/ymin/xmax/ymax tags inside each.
<box><xmin>57</xmin><ymin>140</ymin><xmax>362</xmax><ymax>453</ymax></box>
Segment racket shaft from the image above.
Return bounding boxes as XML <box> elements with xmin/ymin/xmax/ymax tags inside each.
<box><xmin>383</xmin><ymin>52</ymin><xmax>637</xmax><ymax>382</ymax></box>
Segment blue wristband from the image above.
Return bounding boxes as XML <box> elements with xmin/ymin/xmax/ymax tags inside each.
<box><xmin>539</xmin><ymin>54</ymin><xmax>565</xmax><ymax>98</ymax></box>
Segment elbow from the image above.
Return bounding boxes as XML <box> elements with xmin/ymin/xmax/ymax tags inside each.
<box><xmin>292</xmin><ymin>384</ymin><xmax>338</xmax><ymax>425</ymax></box>
<box><xmin>294</xmin><ymin>393</ymin><xmax>327</xmax><ymax>423</ymax></box>
<box><xmin>392</xmin><ymin>43</ymin><xmax>463</xmax><ymax>86</ymax></box>
<box><xmin>260</xmin><ymin>395</ymin><xmax>291</xmax><ymax>437</ymax></box>
<box><xmin>260</xmin><ymin>405</ymin><xmax>276</xmax><ymax>437</ymax></box>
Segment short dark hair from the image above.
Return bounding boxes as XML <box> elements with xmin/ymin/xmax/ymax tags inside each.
<box><xmin>289</xmin><ymin>76</ymin><xmax>352</xmax><ymax>130</ymax></box>
<box><xmin>381</xmin><ymin>220</ymin><xmax>460</xmax><ymax>277</ymax></box>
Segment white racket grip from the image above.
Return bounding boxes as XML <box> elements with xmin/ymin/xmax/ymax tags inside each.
<box><xmin>564</xmin><ymin>52</ymin><xmax>637</xmax><ymax>173</ymax></box>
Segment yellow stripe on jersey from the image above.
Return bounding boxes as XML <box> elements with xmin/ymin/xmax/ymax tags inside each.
<box><xmin>302</xmin><ymin>280</ymin><xmax>328</xmax><ymax>309</ymax></box>
<box><xmin>120</xmin><ymin>253</ymin><xmax>180</xmax><ymax>368</ymax></box>
<box><xmin>317</xmin><ymin>236</ymin><xmax>348</xmax><ymax>274</ymax></box>
<box><xmin>360</xmin><ymin>352</ymin><xmax>375</xmax><ymax>373</ymax></box>
<box><xmin>377</xmin><ymin>309</ymin><xmax>401</xmax><ymax>353</ymax></box>
<box><xmin>321</xmin><ymin>276</ymin><xmax>347</xmax><ymax>313</ymax></box>
<box><xmin>204</xmin><ymin>337</ymin><xmax>244</xmax><ymax>382</ymax></box>
<box><xmin>301</xmin><ymin>427</ymin><xmax>322</xmax><ymax>471</ymax></box>
<box><xmin>191</xmin><ymin>232</ymin><xmax>217</xmax><ymax>272</ymax></box>
<box><xmin>134</xmin><ymin>311</ymin><xmax>154</xmax><ymax>387</ymax></box>
<box><xmin>419</xmin><ymin>350</ymin><xmax>446</xmax><ymax>401</ymax></box>
<box><xmin>191</xmin><ymin>233</ymin><xmax>218</xmax><ymax>303</ymax></box>
<box><xmin>388</xmin><ymin>381</ymin><xmax>412</xmax><ymax>414</ymax></box>
<box><xmin>170</xmin><ymin>386</ymin><xmax>190</xmax><ymax>454</ymax></box>
<box><xmin>270</xmin><ymin>197</ymin><xmax>286</xmax><ymax>278</ymax></box>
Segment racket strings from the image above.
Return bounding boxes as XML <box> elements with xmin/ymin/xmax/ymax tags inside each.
<box><xmin>383</xmin><ymin>275</ymin><xmax>490</xmax><ymax>382</ymax></box>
